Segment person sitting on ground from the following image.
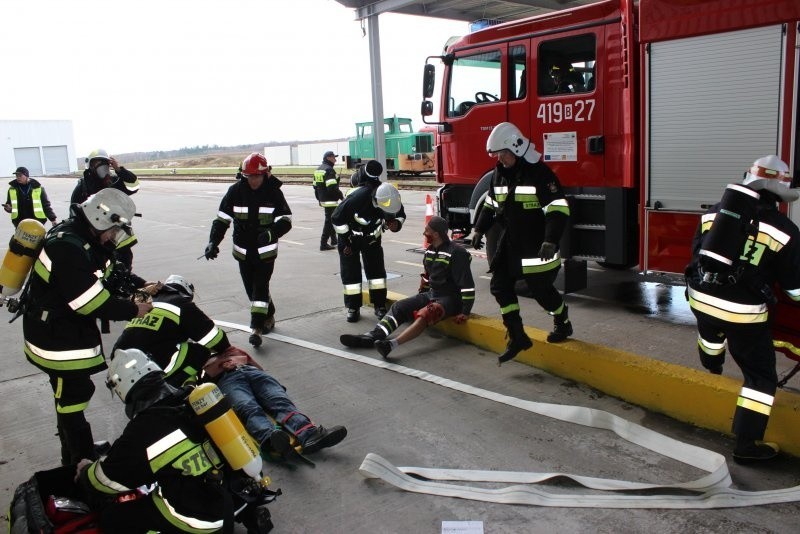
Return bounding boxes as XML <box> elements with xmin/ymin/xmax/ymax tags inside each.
<box><xmin>340</xmin><ymin>216</ymin><xmax>475</xmax><ymax>358</ymax></box>
<box><xmin>203</xmin><ymin>345</ymin><xmax>348</xmax><ymax>459</ymax></box>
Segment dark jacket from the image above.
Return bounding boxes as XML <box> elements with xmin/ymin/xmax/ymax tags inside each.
<box><xmin>6</xmin><ymin>178</ymin><xmax>57</xmax><ymax>226</ymax></box>
<box><xmin>209</xmin><ymin>177</ymin><xmax>292</xmax><ymax>262</ymax></box>
<box><xmin>474</xmin><ymin>158</ymin><xmax>570</xmax><ymax>274</ymax></box>
<box><xmin>422</xmin><ymin>239</ymin><xmax>475</xmax><ymax>315</ymax></box>
<box><xmin>687</xmin><ymin>196</ymin><xmax>800</xmax><ymax>324</ymax></box>
<box><xmin>313</xmin><ymin>160</ymin><xmax>343</xmax><ymax>207</ymax></box>
<box><xmin>23</xmin><ymin>212</ymin><xmax>139</xmax><ymax>375</ymax></box>
<box><xmin>70</xmin><ymin>167</ymin><xmax>140</xmax><ymax>204</ymax></box>
<box><xmin>331</xmin><ymin>181</ymin><xmax>406</xmax><ymax>245</ymax></box>
<box><xmin>78</xmin><ymin>390</ymin><xmax>231</xmax><ymax>532</ymax></box>
<box><xmin>115</xmin><ymin>292</ymin><xmax>231</xmax><ymax>384</ymax></box>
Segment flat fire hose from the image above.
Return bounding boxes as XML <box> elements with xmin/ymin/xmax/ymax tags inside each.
<box><xmin>215</xmin><ymin>321</ymin><xmax>800</xmax><ymax>508</ymax></box>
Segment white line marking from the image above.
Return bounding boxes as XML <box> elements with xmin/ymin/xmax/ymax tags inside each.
<box><xmin>396</xmin><ymin>261</ymin><xmax>422</xmax><ymax>268</ymax></box>
<box><xmin>281</xmin><ymin>240</ymin><xmax>304</xmax><ymax>246</ymax></box>
<box><xmin>386</xmin><ymin>239</ymin><xmax>423</xmax><ymax>247</ymax></box>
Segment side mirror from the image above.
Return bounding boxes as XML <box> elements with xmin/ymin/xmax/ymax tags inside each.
<box><xmin>421</xmin><ymin>100</ymin><xmax>434</xmax><ymax>117</ymax></box>
<box><xmin>422</xmin><ymin>64</ymin><xmax>436</xmax><ymax>98</ymax></box>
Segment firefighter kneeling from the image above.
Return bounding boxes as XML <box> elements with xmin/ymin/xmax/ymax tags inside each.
<box><xmin>75</xmin><ymin>348</ymin><xmax>277</xmax><ymax>533</ymax></box>
<box><xmin>686</xmin><ymin>155</ymin><xmax>800</xmax><ymax>464</ymax></box>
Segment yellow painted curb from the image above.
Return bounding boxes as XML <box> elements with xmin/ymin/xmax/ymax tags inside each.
<box><xmin>367</xmin><ymin>290</ymin><xmax>800</xmax><ymax>456</ymax></box>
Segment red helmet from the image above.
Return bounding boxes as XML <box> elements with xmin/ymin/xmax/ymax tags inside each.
<box><xmin>241</xmin><ymin>153</ymin><xmax>269</xmax><ymax>176</ymax></box>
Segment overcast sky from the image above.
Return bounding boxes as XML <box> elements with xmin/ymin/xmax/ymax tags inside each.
<box><xmin>2</xmin><ymin>0</ymin><xmax>466</xmax><ymax>156</ymax></box>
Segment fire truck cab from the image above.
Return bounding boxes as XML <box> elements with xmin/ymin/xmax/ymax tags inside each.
<box><xmin>421</xmin><ymin>0</ymin><xmax>800</xmax><ymax>276</ymax></box>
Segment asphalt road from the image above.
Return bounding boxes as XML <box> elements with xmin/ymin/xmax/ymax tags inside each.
<box><xmin>0</xmin><ymin>178</ymin><xmax>798</xmax><ymax>533</ymax></box>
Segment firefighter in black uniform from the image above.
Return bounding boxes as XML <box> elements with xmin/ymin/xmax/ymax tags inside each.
<box><xmin>686</xmin><ymin>155</ymin><xmax>800</xmax><ymax>464</ymax></box>
<box><xmin>314</xmin><ymin>150</ymin><xmax>343</xmax><ymax>251</ymax></box>
<box><xmin>23</xmin><ymin>188</ymin><xmax>152</xmax><ymax>465</ymax></box>
<box><xmin>115</xmin><ymin>274</ymin><xmax>231</xmax><ymax>387</ymax></box>
<box><xmin>203</xmin><ymin>153</ymin><xmax>292</xmax><ymax>348</ymax></box>
<box><xmin>340</xmin><ymin>216</ymin><xmax>475</xmax><ymax>358</ymax></box>
<box><xmin>76</xmin><ymin>348</ymin><xmax>274</xmax><ymax>533</ymax></box>
<box><xmin>470</xmin><ymin>122</ymin><xmax>572</xmax><ymax>366</ymax></box>
<box><xmin>331</xmin><ymin>160</ymin><xmax>405</xmax><ymax>322</ymax></box>
<box><xmin>71</xmin><ymin>149</ymin><xmax>140</xmax><ymax>267</ymax></box>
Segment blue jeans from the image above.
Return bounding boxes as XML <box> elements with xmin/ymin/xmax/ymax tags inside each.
<box><xmin>216</xmin><ymin>365</ymin><xmax>314</xmax><ymax>446</ymax></box>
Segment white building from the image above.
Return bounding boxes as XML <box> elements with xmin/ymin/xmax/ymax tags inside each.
<box><xmin>264</xmin><ymin>140</ymin><xmax>349</xmax><ymax>166</ymax></box>
<box><xmin>0</xmin><ymin>120</ymin><xmax>78</xmax><ymax>176</ymax></box>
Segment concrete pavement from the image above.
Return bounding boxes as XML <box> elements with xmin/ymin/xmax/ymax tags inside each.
<box><xmin>0</xmin><ymin>178</ymin><xmax>798</xmax><ymax>533</ymax></box>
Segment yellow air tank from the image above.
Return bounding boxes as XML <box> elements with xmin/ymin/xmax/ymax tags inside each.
<box><xmin>0</xmin><ymin>219</ymin><xmax>46</xmax><ymax>297</ymax></box>
<box><xmin>188</xmin><ymin>382</ymin><xmax>264</xmax><ymax>481</ymax></box>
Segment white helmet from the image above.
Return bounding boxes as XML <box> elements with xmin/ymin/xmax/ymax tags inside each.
<box><xmin>374</xmin><ymin>182</ymin><xmax>402</xmax><ymax>214</ymax></box>
<box><xmin>743</xmin><ymin>155</ymin><xmax>799</xmax><ymax>202</ymax></box>
<box><xmin>84</xmin><ymin>148</ymin><xmax>111</xmax><ymax>169</ymax></box>
<box><xmin>81</xmin><ymin>188</ymin><xmax>136</xmax><ymax>245</ymax></box>
<box><xmin>486</xmin><ymin>122</ymin><xmax>541</xmax><ymax>163</ymax></box>
<box><xmin>164</xmin><ymin>274</ymin><xmax>194</xmax><ymax>299</ymax></box>
<box><xmin>107</xmin><ymin>348</ymin><xmax>162</xmax><ymax>403</ymax></box>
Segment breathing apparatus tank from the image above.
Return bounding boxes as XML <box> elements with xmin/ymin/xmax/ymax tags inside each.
<box><xmin>0</xmin><ymin>219</ymin><xmax>47</xmax><ymax>297</ymax></box>
<box><xmin>188</xmin><ymin>382</ymin><xmax>265</xmax><ymax>482</ymax></box>
<box><xmin>697</xmin><ymin>183</ymin><xmax>760</xmax><ymax>282</ymax></box>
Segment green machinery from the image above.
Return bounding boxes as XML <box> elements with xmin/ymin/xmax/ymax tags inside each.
<box><xmin>346</xmin><ymin>117</ymin><xmax>435</xmax><ymax>176</ymax></box>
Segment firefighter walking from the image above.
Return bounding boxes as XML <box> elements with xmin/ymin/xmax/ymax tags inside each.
<box><xmin>314</xmin><ymin>150</ymin><xmax>344</xmax><ymax>251</ymax></box>
<box><xmin>331</xmin><ymin>160</ymin><xmax>404</xmax><ymax>322</ymax></box>
<box><xmin>22</xmin><ymin>188</ymin><xmax>151</xmax><ymax>465</ymax></box>
<box><xmin>204</xmin><ymin>153</ymin><xmax>292</xmax><ymax>348</ymax></box>
<box><xmin>470</xmin><ymin>122</ymin><xmax>573</xmax><ymax>365</ymax></box>
<box><xmin>686</xmin><ymin>155</ymin><xmax>800</xmax><ymax>464</ymax></box>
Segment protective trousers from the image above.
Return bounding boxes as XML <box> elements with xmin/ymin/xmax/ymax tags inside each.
<box><xmin>238</xmin><ymin>256</ymin><xmax>276</xmax><ymax>330</ymax></box>
<box><xmin>338</xmin><ymin>239</ymin><xmax>387</xmax><ymax>309</ymax></box>
<box><xmin>694</xmin><ymin>315</ymin><xmax>777</xmax><ymax>441</ymax></box>
<box><xmin>321</xmin><ymin>206</ymin><xmax>336</xmax><ymax>245</ymax></box>
<box><xmin>217</xmin><ymin>365</ymin><xmax>314</xmax><ymax>447</ymax></box>
<box><xmin>489</xmin><ymin>256</ymin><xmax>564</xmax><ymax>325</ymax></box>
<box><xmin>50</xmin><ymin>374</ymin><xmax>96</xmax><ymax>465</ymax></box>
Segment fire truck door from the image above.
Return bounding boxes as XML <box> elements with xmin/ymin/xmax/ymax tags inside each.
<box><xmin>531</xmin><ymin>31</ymin><xmax>603</xmax><ymax>185</ymax></box>
<box><xmin>439</xmin><ymin>45</ymin><xmax>507</xmax><ymax>178</ymax></box>
<box><xmin>507</xmin><ymin>41</ymin><xmax>531</xmax><ymax>135</ymax></box>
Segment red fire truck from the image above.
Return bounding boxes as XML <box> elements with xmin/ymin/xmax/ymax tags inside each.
<box><xmin>420</xmin><ymin>0</ymin><xmax>800</xmax><ymax>357</ymax></box>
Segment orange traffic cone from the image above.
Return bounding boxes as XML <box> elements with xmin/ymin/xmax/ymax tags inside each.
<box><xmin>422</xmin><ymin>194</ymin><xmax>434</xmax><ymax>249</ymax></box>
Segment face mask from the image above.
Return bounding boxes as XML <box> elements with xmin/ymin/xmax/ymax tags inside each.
<box><xmin>95</xmin><ymin>164</ymin><xmax>110</xmax><ymax>178</ymax></box>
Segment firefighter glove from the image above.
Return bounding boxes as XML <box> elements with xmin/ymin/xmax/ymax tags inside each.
<box><xmin>204</xmin><ymin>242</ymin><xmax>219</xmax><ymax>260</ymax></box>
<box><xmin>470</xmin><ymin>232</ymin><xmax>484</xmax><ymax>250</ymax></box>
<box><xmin>538</xmin><ymin>241</ymin><xmax>557</xmax><ymax>261</ymax></box>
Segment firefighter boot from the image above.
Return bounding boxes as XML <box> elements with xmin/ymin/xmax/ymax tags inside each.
<box><xmin>330</xmin><ymin>235</ymin><xmax>338</xmax><ymax>246</ymax></box>
<box><xmin>547</xmin><ymin>306</ymin><xmax>573</xmax><ymax>343</ymax></box>
<box><xmin>340</xmin><ymin>327</ymin><xmax>385</xmax><ymax>348</ymax></box>
<box><xmin>346</xmin><ymin>308</ymin><xmax>361</xmax><ymax>322</ymax></box>
<box><xmin>320</xmin><ymin>238</ymin><xmax>335</xmax><ymax>251</ymax></box>
<box><xmin>498</xmin><ymin>315</ymin><xmax>533</xmax><ymax>366</ymax></box>
<box><xmin>733</xmin><ymin>439</ymin><xmax>779</xmax><ymax>465</ymax></box>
